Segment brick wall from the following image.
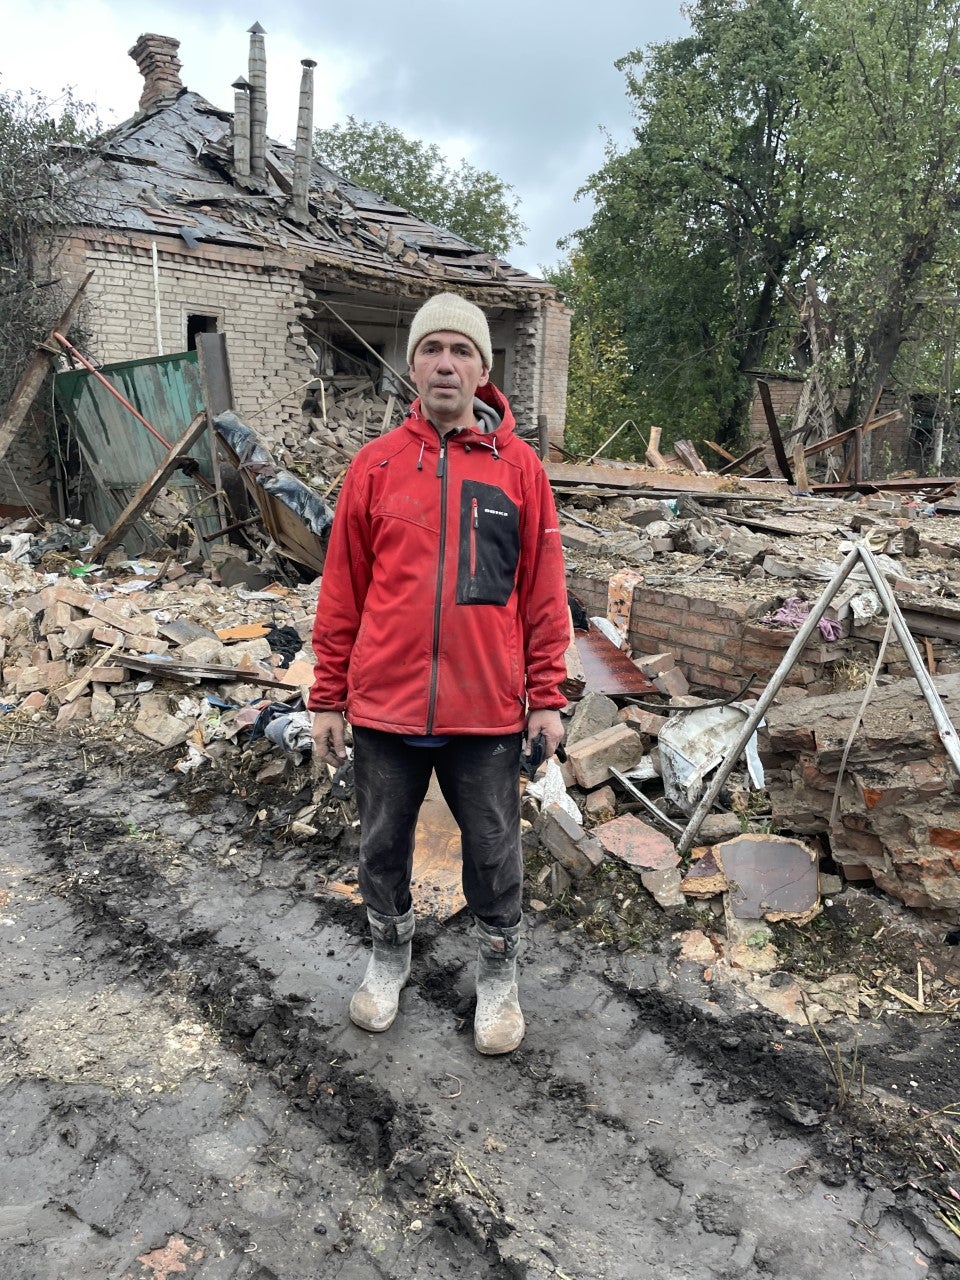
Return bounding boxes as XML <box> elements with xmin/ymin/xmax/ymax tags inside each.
<box><xmin>0</xmin><ymin>409</ymin><xmax>56</xmax><ymax>514</ymax></box>
<box><xmin>538</xmin><ymin>297</ymin><xmax>571</xmax><ymax>450</ymax></box>
<box><xmin>568</xmin><ymin>571</ymin><xmax>851</xmax><ymax>696</ymax></box>
<box><xmin>748</xmin><ymin>378</ymin><xmax>913</xmax><ymax>479</ymax></box>
<box><xmin>60</xmin><ymin>233</ymin><xmax>312</xmax><ymax>447</ymax></box>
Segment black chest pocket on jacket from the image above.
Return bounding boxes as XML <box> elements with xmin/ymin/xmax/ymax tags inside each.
<box><xmin>456</xmin><ymin>480</ymin><xmax>520</xmax><ymax>606</ymax></box>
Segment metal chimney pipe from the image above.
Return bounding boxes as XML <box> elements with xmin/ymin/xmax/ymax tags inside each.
<box><xmin>232</xmin><ymin>77</ymin><xmax>251</xmax><ymax>178</ymax></box>
<box><xmin>291</xmin><ymin>59</ymin><xmax>317</xmax><ymax>221</ymax></box>
<box><xmin>248</xmin><ymin>21</ymin><xmax>267</xmax><ymax>181</ymax></box>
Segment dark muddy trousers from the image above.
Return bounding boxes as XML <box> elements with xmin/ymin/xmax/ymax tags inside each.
<box><xmin>352</xmin><ymin>727</ymin><xmax>523</xmax><ymax>929</ymax></box>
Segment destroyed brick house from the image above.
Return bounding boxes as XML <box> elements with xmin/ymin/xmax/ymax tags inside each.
<box><xmin>1</xmin><ymin>26</ymin><xmax>570</xmax><ymax>516</ymax></box>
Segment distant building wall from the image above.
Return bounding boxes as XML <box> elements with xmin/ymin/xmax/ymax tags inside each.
<box><xmin>748</xmin><ymin>376</ymin><xmax>913</xmax><ymax>479</ymax></box>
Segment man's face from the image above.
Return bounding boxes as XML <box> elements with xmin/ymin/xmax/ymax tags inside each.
<box><xmin>409</xmin><ymin>330</ymin><xmax>488</xmax><ymax>429</ymax></box>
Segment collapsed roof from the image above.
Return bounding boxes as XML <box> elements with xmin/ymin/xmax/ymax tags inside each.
<box><xmin>71</xmin><ymin>31</ymin><xmax>550</xmax><ymax>306</ymax></box>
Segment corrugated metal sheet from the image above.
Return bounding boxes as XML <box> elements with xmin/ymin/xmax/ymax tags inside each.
<box><xmin>55</xmin><ymin>350</ymin><xmax>217</xmax><ymax>552</ymax></box>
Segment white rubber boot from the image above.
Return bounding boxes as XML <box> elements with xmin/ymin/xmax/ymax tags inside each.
<box><xmin>474</xmin><ymin>919</ymin><xmax>524</xmax><ymax>1055</ymax></box>
<box><xmin>349</xmin><ymin>906</ymin><xmax>415</xmax><ymax>1032</ymax></box>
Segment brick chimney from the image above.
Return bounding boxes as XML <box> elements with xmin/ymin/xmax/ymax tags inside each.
<box><xmin>129</xmin><ymin>34</ymin><xmax>183</xmax><ymax>112</ymax></box>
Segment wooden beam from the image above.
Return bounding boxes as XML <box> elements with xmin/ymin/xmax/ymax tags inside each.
<box><xmin>0</xmin><ymin>271</ymin><xmax>94</xmax><ymax>463</ymax></box>
<box><xmin>756</xmin><ymin>379</ymin><xmax>794</xmax><ymax>483</ymax></box>
<box><xmin>88</xmin><ymin>412</ymin><xmax>208</xmax><ymax>563</ymax></box>
<box><xmin>644</xmin><ymin>425</ymin><xmax>668</xmax><ymax>469</ymax></box>
<box><xmin>718</xmin><ymin>443</ymin><xmax>766</xmax><ymax>474</ymax></box>
<box><xmin>673</xmin><ymin>439</ymin><xmax>709</xmax><ymax>475</ymax></box>
<box><xmin>703</xmin><ymin>439</ymin><xmax>737</xmax><ymax>464</ymax></box>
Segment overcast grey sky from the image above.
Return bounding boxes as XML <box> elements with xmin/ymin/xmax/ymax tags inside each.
<box><xmin>0</xmin><ymin>0</ymin><xmax>690</xmax><ymax>273</ymax></box>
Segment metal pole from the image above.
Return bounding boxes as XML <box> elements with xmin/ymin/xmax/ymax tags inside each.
<box><xmin>854</xmin><ymin>544</ymin><xmax>960</xmax><ymax>777</ymax></box>
<box><xmin>52</xmin><ymin>333</ymin><xmax>172</xmax><ymax>448</ymax></box>
<box><xmin>675</xmin><ymin>546</ymin><xmax>864</xmax><ymax>856</ymax></box>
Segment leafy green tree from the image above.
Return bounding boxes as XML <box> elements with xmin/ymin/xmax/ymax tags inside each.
<box><xmin>799</xmin><ymin>0</ymin><xmax>960</xmax><ymax>427</ymax></box>
<box><xmin>314</xmin><ymin>116</ymin><xmax>526</xmax><ymax>257</ymax></box>
<box><xmin>545</xmin><ymin>253</ymin><xmax>638</xmax><ymax>457</ymax></box>
<box><xmin>571</xmin><ymin>0</ymin><xmax>960</xmax><ymax>453</ymax></box>
<box><xmin>573</xmin><ymin>0</ymin><xmax>814</xmax><ymax>448</ymax></box>
<box><xmin>0</xmin><ymin>86</ymin><xmax>93</xmax><ymax>407</ymax></box>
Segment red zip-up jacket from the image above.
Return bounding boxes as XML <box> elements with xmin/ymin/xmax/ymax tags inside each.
<box><xmin>308</xmin><ymin>383</ymin><xmax>568</xmax><ymax>736</ymax></box>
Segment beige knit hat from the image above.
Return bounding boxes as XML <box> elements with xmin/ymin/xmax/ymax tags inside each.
<box><xmin>406</xmin><ymin>293</ymin><xmax>492</xmax><ymax>369</ymax></box>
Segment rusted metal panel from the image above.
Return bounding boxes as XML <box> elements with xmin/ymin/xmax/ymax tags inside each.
<box><xmin>55</xmin><ymin>351</ymin><xmax>217</xmax><ymax>551</ymax></box>
<box><xmin>575</xmin><ymin>625</ymin><xmax>659</xmax><ymax>698</ymax></box>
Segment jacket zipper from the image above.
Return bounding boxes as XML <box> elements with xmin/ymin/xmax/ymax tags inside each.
<box><xmin>426</xmin><ymin>435</ymin><xmax>447</xmax><ymax>733</ymax></box>
<box><xmin>470</xmin><ymin>497</ymin><xmax>478</xmax><ymax>577</ymax></box>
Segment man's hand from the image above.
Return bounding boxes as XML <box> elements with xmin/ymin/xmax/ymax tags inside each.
<box><xmin>312</xmin><ymin>710</ymin><xmax>348</xmax><ymax>766</ymax></box>
<box><xmin>524</xmin><ymin>708</ymin><xmax>564</xmax><ymax>762</ymax></box>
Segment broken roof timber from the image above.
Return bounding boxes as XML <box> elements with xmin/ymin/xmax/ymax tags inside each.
<box><xmin>545</xmin><ymin>459</ymin><xmax>793</xmax><ymax>499</ymax></box>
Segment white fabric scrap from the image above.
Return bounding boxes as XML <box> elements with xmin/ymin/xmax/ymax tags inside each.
<box><xmin>525</xmin><ymin>758</ymin><xmax>582</xmax><ymax>823</ymax></box>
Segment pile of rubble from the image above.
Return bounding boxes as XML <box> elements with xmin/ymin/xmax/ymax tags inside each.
<box><xmin>286</xmin><ymin>378</ymin><xmax>403</xmax><ymax>482</ymax></box>
<box><xmin>0</xmin><ymin>532</ymin><xmax>319</xmax><ymax>780</ymax></box>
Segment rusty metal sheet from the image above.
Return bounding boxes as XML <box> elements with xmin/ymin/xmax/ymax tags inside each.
<box><xmin>575</xmin><ymin>625</ymin><xmax>658</xmax><ymax>698</ymax></box>
<box><xmin>714</xmin><ymin>834</ymin><xmax>819</xmax><ymax>922</ymax></box>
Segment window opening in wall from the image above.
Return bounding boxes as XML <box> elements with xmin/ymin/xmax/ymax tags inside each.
<box><xmin>313</xmin><ymin>329</ymin><xmax>383</xmax><ymax>393</ymax></box>
<box><xmin>186</xmin><ymin>314</ymin><xmax>219</xmax><ymax>351</ymax></box>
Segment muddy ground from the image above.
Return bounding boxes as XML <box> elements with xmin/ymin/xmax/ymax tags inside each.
<box><xmin>1</xmin><ymin>730</ymin><xmax>959</xmax><ymax>1280</ymax></box>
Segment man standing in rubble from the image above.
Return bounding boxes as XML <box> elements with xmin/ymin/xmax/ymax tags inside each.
<box><xmin>309</xmin><ymin>292</ymin><xmax>568</xmax><ymax>1055</ymax></box>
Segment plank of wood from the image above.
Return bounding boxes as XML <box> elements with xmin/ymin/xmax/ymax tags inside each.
<box><xmin>792</xmin><ymin>440</ymin><xmax>810</xmax><ymax>492</ymax></box>
<box><xmin>0</xmin><ymin>271</ymin><xmax>94</xmax><ymax>463</ymax></box>
<box><xmin>88</xmin><ymin>412</ymin><xmax>208</xmax><ymax>564</ymax></box>
<box><xmin>756</xmin><ymin>379</ymin><xmax>794</xmax><ymax>484</ymax></box>
<box><xmin>645</xmin><ymin>425</ymin><xmax>668</xmax><ymax>469</ymax></box>
<box><xmin>545</xmin><ymin>459</ymin><xmax>792</xmax><ymax>497</ymax></box>
<box><xmin>673</xmin><ymin>439</ymin><xmax>709</xmax><ymax>475</ymax></box>
<box><xmin>53</xmin><ymin>640</ymin><xmax>122</xmax><ymax>705</ymax></box>
<box><xmin>703</xmin><ymin>439</ymin><xmax>737</xmax><ymax>464</ymax></box>
<box><xmin>717</xmin><ymin>444</ymin><xmax>766</xmax><ymax>475</ymax></box>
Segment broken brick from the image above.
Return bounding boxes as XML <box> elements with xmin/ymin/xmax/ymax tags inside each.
<box><xmin>594</xmin><ymin>813</ymin><xmax>679</xmax><ymax>871</ymax></box>
<box><xmin>536</xmin><ymin>804</ymin><xmax>605</xmax><ymax>879</ymax></box>
<box><xmin>566</xmin><ymin>722</ymin><xmax>645</xmax><ymax>789</ymax></box>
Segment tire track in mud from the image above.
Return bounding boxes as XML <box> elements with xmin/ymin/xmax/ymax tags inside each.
<box><xmin>3</xmin><ymin>741</ymin><xmax>955</xmax><ymax>1279</ymax></box>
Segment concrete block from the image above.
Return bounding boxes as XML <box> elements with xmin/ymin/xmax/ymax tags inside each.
<box><xmin>640</xmin><ymin>866</ymin><xmax>685</xmax><ymax>909</ymax></box>
<box><xmin>634</xmin><ymin>652</ymin><xmax>677</xmax><ymax>678</ymax></box>
<box><xmin>566</xmin><ymin>692</ymin><xmax>618</xmax><ymax>747</ymax></box>
<box><xmin>133</xmin><ymin>709</ymin><xmax>191</xmax><ymax>749</ymax></box>
<box><xmin>654</xmin><ymin>666</ymin><xmax>690</xmax><ymax>698</ymax></box>
<box><xmin>16</xmin><ymin>660</ymin><xmax>69</xmax><ymax>695</ymax></box>
<box><xmin>583</xmin><ymin>785</ymin><xmax>616</xmax><ymax>824</ymax></box>
<box><xmin>536</xmin><ymin>804</ymin><xmax>605</xmax><ymax>879</ymax></box>
<box><xmin>40</xmin><ymin>601</ymin><xmax>75</xmax><ymax>636</ymax></box>
<box><xmin>617</xmin><ymin>705</ymin><xmax>667</xmax><ymax>738</ymax></box>
<box><xmin>53</xmin><ymin>584</ymin><xmax>94</xmax><ymax>610</ymax></box>
<box><xmin>179</xmin><ymin>637</ymin><xmax>226</xmax><ymax>665</ymax></box>
<box><xmin>90</xmin><ymin>686</ymin><xmax>116</xmax><ymax>721</ymax></box>
<box><xmin>566</xmin><ymin>723</ymin><xmax>645</xmax><ymax>790</ymax></box>
<box><xmin>56</xmin><ymin>697</ymin><xmax>91</xmax><ymax>725</ymax></box>
<box><xmin>60</xmin><ymin>619</ymin><xmax>95</xmax><ymax>652</ymax></box>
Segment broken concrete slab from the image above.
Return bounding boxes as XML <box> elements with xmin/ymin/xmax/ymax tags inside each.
<box><xmin>640</xmin><ymin>866</ymin><xmax>686</xmax><ymax>909</ymax></box>
<box><xmin>565</xmin><ymin>691</ymin><xmax>619</xmax><ymax>747</ymax></box>
<box><xmin>133</xmin><ymin>708</ymin><xmax>192</xmax><ymax>749</ymax></box>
